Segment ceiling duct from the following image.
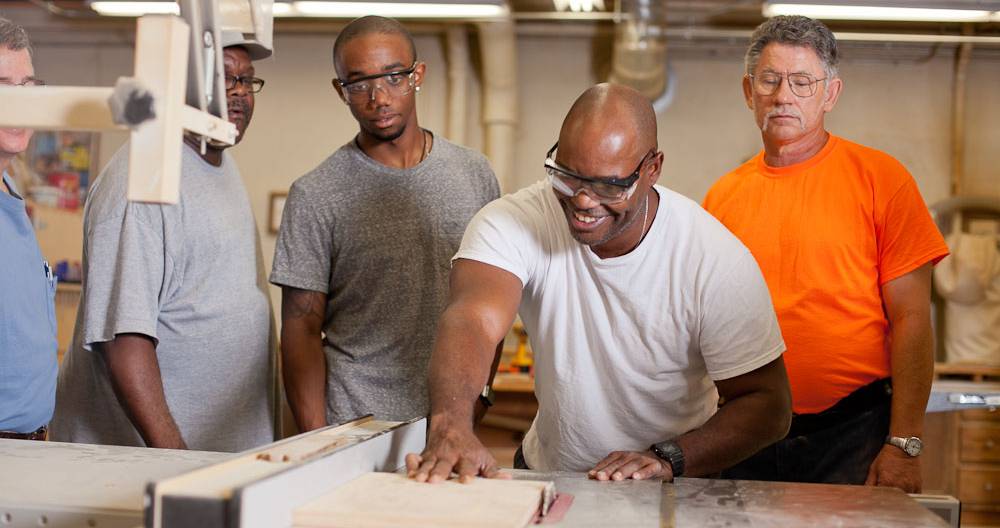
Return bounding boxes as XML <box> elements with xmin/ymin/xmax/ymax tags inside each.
<box><xmin>609</xmin><ymin>0</ymin><xmax>674</xmax><ymax>111</ymax></box>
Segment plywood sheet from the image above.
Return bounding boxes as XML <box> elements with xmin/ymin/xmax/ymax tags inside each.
<box><xmin>294</xmin><ymin>473</ymin><xmax>553</xmax><ymax>528</ymax></box>
<box><xmin>0</xmin><ymin>439</ymin><xmax>226</xmax><ymax>513</ymax></box>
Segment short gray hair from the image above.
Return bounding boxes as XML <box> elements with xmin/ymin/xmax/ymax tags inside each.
<box><xmin>0</xmin><ymin>16</ymin><xmax>32</xmax><ymax>55</ymax></box>
<box><xmin>745</xmin><ymin>15</ymin><xmax>838</xmax><ymax>79</ymax></box>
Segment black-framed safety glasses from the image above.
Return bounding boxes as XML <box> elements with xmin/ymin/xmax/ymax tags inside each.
<box><xmin>544</xmin><ymin>142</ymin><xmax>653</xmax><ymax>204</ymax></box>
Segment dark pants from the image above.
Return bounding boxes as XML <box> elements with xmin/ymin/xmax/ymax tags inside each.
<box><xmin>514</xmin><ymin>446</ymin><xmax>530</xmax><ymax>470</ymax></box>
<box><xmin>721</xmin><ymin>378</ymin><xmax>892</xmax><ymax>484</ymax></box>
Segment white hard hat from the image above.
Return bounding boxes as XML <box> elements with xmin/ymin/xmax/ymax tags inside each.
<box><xmin>220</xmin><ymin>30</ymin><xmax>272</xmax><ymax>60</ymax></box>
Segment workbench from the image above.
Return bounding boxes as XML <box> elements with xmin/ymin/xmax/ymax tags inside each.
<box><xmin>0</xmin><ymin>438</ymin><xmax>949</xmax><ymax>527</ymax></box>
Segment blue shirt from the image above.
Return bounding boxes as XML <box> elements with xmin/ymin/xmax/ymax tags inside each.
<box><xmin>0</xmin><ymin>172</ymin><xmax>58</xmax><ymax>432</ymax></box>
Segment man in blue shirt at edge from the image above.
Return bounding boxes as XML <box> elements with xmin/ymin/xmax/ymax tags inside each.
<box><xmin>0</xmin><ymin>16</ymin><xmax>58</xmax><ymax>441</ymax></box>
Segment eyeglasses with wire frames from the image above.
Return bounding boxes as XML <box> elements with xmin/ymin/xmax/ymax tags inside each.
<box><xmin>748</xmin><ymin>72</ymin><xmax>827</xmax><ymax>98</ymax></box>
<box><xmin>225</xmin><ymin>75</ymin><xmax>265</xmax><ymax>94</ymax></box>
<box><xmin>544</xmin><ymin>142</ymin><xmax>655</xmax><ymax>205</ymax></box>
<box><xmin>332</xmin><ymin>62</ymin><xmax>418</xmax><ymax>105</ymax></box>
<box><xmin>0</xmin><ymin>78</ymin><xmax>46</xmax><ymax>87</ymax></box>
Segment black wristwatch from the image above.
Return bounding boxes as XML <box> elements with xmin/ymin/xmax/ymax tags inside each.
<box><xmin>478</xmin><ymin>385</ymin><xmax>496</xmax><ymax>408</ymax></box>
<box><xmin>650</xmin><ymin>440</ymin><xmax>685</xmax><ymax>478</ymax></box>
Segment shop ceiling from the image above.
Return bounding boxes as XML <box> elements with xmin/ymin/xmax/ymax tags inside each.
<box><xmin>12</xmin><ymin>0</ymin><xmax>1000</xmax><ymax>32</ymax></box>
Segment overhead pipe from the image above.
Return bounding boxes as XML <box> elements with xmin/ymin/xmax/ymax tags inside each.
<box><xmin>476</xmin><ymin>19</ymin><xmax>518</xmax><ymax>192</ymax></box>
<box><xmin>445</xmin><ymin>25</ymin><xmax>470</xmax><ymax>145</ymax></box>
<box><xmin>609</xmin><ymin>0</ymin><xmax>673</xmax><ymax>111</ymax></box>
<box><xmin>950</xmin><ymin>25</ymin><xmax>973</xmax><ymax>197</ymax></box>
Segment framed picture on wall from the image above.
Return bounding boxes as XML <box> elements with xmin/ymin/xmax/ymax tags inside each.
<box><xmin>22</xmin><ymin>131</ymin><xmax>100</xmax><ymax>209</ymax></box>
<box><xmin>268</xmin><ymin>191</ymin><xmax>287</xmax><ymax>235</ymax></box>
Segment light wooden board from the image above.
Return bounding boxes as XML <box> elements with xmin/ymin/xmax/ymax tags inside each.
<box><xmin>0</xmin><ymin>86</ymin><xmax>121</xmax><ymax>131</ymax></box>
<box><xmin>153</xmin><ymin>416</ymin><xmax>381</xmax><ymax>501</ymax></box>
<box><xmin>147</xmin><ymin>417</ymin><xmax>426</xmax><ymax>528</ymax></box>
<box><xmin>293</xmin><ymin>473</ymin><xmax>553</xmax><ymax>528</ymax></box>
<box><xmin>0</xmin><ymin>440</ymin><xmax>225</xmax><ymax>513</ymax></box>
<box><xmin>128</xmin><ymin>15</ymin><xmax>189</xmax><ymax>204</ymax></box>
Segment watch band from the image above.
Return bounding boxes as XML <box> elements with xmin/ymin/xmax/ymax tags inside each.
<box><xmin>650</xmin><ymin>440</ymin><xmax>685</xmax><ymax>478</ymax></box>
<box><xmin>478</xmin><ymin>385</ymin><xmax>496</xmax><ymax>408</ymax></box>
<box><xmin>886</xmin><ymin>435</ymin><xmax>923</xmax><ymax>457</ymax></box>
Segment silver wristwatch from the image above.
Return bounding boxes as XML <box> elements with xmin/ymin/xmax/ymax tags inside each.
<box><xmin>886</xmin><ymin>436</ymin><xmax>923</xmax><ymax>457</ymax></box>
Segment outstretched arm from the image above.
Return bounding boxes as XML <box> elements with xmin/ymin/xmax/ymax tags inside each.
<box><xmin>589</xmin><ymin>356</ymin><xmax>791</xmax><ymax>481</ymax></box>
<box><xmin>407</xmin><ymin>259</ymin><xmax>522</xmax><ymax>483</ymax></box>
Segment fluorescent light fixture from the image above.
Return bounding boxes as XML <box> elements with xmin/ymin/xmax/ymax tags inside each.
<box><xmin>90</xmin><ymin>1</ymin><xmax>180</xmax><ymax>16</ymax></box>
<box><xmin>272</xmin><ymin>1</ymin><xmax>294</xmax><ymax>16</ymax></box>
<box><xmin>764</xmin><ymin>3</ymin><xmax>997</xmax><ymax>22</ymax></box>
<box><xmin>552</xmin><ymin>0</ymin><xmax>606</xmax><ymax>13</ymax></box>
<box><xmin>291</xmin><ymin>1</ymin><xmax>507</xmax><ymax>18</ymax></box>
<box><xmin>89</xmin><ymin>0</ymin><xmax>506</xmax><ymax>19</ymax></box>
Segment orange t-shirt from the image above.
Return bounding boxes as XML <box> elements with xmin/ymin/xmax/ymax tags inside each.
<box><xmin>703</xmin><ymin>135</ymin><xmax>949</xmax><ymax>414</ymax></box>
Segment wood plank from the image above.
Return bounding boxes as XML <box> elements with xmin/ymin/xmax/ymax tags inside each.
<box><xmin>0</xmin><ymin>440</ymin><xmax>224</xmax><ymax>514</ymax></box>
<box><xmin>146</xmin><ymin>418</ymin><xmax>426</xmax><ymax>528</ymax></box>
<box><xmin>128</xmin><ymin>15</ymin><xmax>189</xmax><ymax>204</ymax></box>
<box><xmin>181</xmin><ymin>104</ymin><xmax>236</xmax><ymax>144</ymax></box>
<box><xmin>294</xmin><ymin>473</ymin><xmax>554</xmax><ymax>528</ymax></box>
<box><xmin>234</xmin><ymin>419</ymin><xmax>426</xmax><ymax>528</ymax></box>
<box><xmin>0</xmin><ymin>86</ymin><xmax>121</xmax><ymax>131</ymax></box>
<box><xmin>153</xmin><ymin>417</ymin><xmax>377</xmax><ymax>501</ymax></box>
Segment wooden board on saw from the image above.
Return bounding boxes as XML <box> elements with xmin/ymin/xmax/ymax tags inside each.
<box><xmin>293</xmin><ymin>472</ymin><xmax>555</xmax><ymax>528</ymax></box>
<box><xmin>152</xmin><ymin>416</ymin><xmax>394</xmax><ymax>501</ymax></box>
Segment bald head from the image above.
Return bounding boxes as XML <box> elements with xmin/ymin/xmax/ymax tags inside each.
<box><xmin>551</xmin><ymin>84</ymin><xmax>663</xmax><ymax>256</ymax></box>
<box><xmin>559</xmin><ymin>83</ymin><xmax>657</xmax><ymax>161</ymax></box>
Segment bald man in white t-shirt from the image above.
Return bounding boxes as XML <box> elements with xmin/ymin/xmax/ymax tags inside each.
<box><xmin>406</xmin><ymin>83</ymin><xmax>793</xmax><ymax>483</ymax></box>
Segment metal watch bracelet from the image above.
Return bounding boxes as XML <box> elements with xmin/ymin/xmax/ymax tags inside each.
<box><xmin>650</xmin><ymin>440</ymin><xmax>685</xmax><ymax>478</ymax></box>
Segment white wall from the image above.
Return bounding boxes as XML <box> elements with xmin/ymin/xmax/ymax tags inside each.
<box><xmin>9</xmin><ymin>7</ymin><xmax>999</xmax><ymax>317</ymax></box>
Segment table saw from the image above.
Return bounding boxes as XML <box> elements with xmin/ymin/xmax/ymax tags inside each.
<box><xmin>0</xmin><ymin>416</ymin><xmax>953</xmax><ymax>528</ymax></box>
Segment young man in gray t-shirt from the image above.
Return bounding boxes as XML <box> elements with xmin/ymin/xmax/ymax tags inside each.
<box><xmin>270</xmin><ymin>16</ymin><xmax>499</xmax><ymax>430</ymax></box>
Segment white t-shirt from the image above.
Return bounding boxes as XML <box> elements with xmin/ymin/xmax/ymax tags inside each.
<box><xmin>455</xmin><ymin>181</ymin><xmax>785</xmax><ymax>471</ymax></box>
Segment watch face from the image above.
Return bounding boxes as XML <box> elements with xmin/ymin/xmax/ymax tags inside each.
<box><xmin>904</xmin><ymin>437</ymin><xmax>923</xmax><ymax>456</ymax></box>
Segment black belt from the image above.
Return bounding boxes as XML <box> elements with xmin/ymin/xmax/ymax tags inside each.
<box><xmin>788</xmin><ymin>378</ymin><xmax>891</xmax><ymax>437</ymax></box>
<box><xmin>0</xmin><ymin>426</ymin><xmax>47</xmax><ymax>441</ymax></box>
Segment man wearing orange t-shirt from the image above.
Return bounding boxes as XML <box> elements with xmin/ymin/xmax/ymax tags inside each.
<box><xmin>704</xmin><ymin>16</ymin><xmax>948</xmax><ymax>493</ymax></box>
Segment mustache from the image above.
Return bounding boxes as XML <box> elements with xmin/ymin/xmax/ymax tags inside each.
<box><xmin>227</xmin><ymin>99</ymin><xmax>250</xmax><ymax>115</ymax></box>
<box><xmin>762</xmin><ymin>107</ymin><xmax>804</xmax><ymax>131</ymax></box>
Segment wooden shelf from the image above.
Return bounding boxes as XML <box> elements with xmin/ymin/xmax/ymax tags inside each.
<box><xmin>935</xmin><ymin>362</ymin><xmax>1000</xmax><ymax>383</ymax></box>
<box><xmin>56</xmin><ymin>282</ymin><xmax>82</xmax><ymax>293</ymax></box>
<box><xmin>493</xmin><ymin>372</ymin><xmax>534</xmax><ymax>394</ymax></box>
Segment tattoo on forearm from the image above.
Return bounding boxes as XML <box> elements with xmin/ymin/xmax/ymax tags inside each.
<box><xmin>284</xmin><ymin>289</ymin><xmax>324</xmax><ymax>321</ymax></box>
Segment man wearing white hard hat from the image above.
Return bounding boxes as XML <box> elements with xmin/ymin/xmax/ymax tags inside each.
<box><xmin>51</xmin><ymin>32</ymin><xmax>279</xmax><ymax>452</ymax></box>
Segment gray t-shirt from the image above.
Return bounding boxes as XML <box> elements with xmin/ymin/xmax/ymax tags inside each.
<box><xmin>270</xmin><ymin>135</ymin><xmax>499</xmax><ymax>426</ymax></box>
<box><xmin>50</xmin><ymin>144</ymin><xmax>276</xmax><ymax>452</ymax></box>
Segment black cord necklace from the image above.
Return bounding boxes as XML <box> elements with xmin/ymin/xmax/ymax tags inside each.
<box><xmin>355</xmin><ymin>128</ymin><xmax>428</xmax><ymax>166</ymax></box>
